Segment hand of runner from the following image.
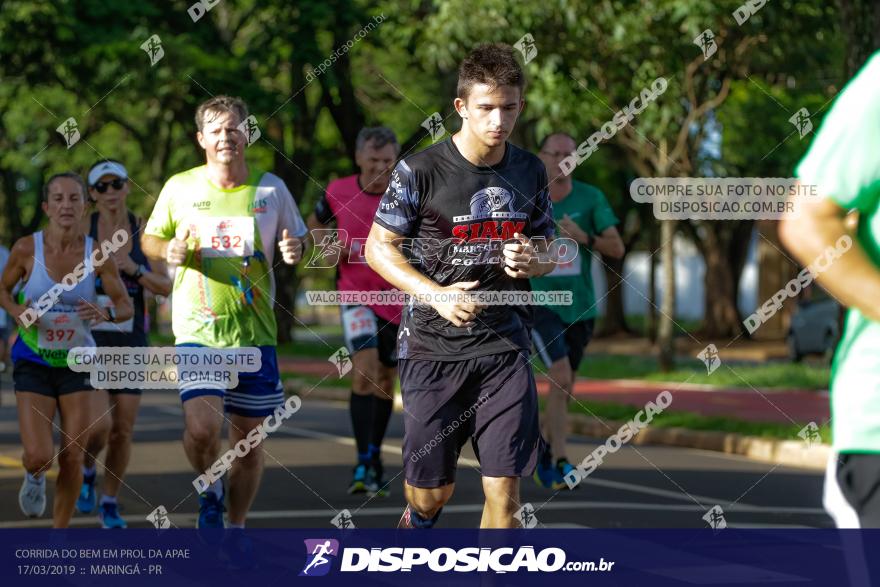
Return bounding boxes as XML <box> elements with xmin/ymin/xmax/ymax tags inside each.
<box><xmin>113</xmin><ymin>251</ymin><xmax>138</xmax><ymax>275</ymax></box>
<box><xmin>558</xmin><ymin>214</ymin><xmax>588</xmax><ymax>244</ymax></box>
<box><xmin>279</xmin><ymin>228</ymin><xmax>304</xmax><ymax>264</ymax></box>
<box><xmin>429</xmin><ymin>280</ymin><xmax>484</xmax><ymax>327</ymax></box>
<box><xmin>166</xmin><ymin>227</ymin><xmax>189</xmax><ymax>266</ymax></box>
<box><xmin>502</xmin><ymin>233</ymin><xmax>541</xmax><ymax>278</ymax></box>
<box><xmin>10</xmin><ymin>299</ymin><xmax>33</xmax><ymax>329</ymax></box>
<box><xmin>77</xmin><ymin>299</ymin><xmax>108</xmax><ymax>322</ymax></box>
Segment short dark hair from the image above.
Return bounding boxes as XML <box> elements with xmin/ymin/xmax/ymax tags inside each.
<box><xmin>43</xmin><ymin>172</ymin><xmax>87</xmax><ymax>202</ymax></box>
<box><xmin>195</xmin><ymin>95</ymin><xmax>249</xmax><ymax>132</ymax></box>
<box><xmin>457</xmin><ymin>43</ymin><xmax>525</xmax><ymax>102</ymax></box>
<box><xmin>356</xmin><ymin>127</ymin><xmax>399</xmax><ymax>152</ymax></box>
<box><xmin>539</xmin><ymin>132</ymin><xmax>577</xmax><ymax>150</ymax></box>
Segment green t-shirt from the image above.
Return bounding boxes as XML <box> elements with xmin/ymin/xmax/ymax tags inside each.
<box><xmin>144</xmin><ymin>166</ymin><xmax>307</xmax><ymax>348</ymax></box>
<box><xmin>795</xmin><ymin>51</ymin><xmax>880</xmax><ymax>452</ymax></box>
<box><xmin>531</xmin><ymin>180</ymin><xmax>619</xmax><ymax>324</ymax></box>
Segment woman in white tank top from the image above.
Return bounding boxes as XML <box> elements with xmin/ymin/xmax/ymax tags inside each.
<box><xmin>0</xmin><ymin>172</ymin><xmax>132</xmax><ymax>528</ymax></box>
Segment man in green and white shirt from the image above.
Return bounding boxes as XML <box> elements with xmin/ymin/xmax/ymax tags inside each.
<box><xmin>142</xmin><ymin>96</ymin><xmax>307</xmax><ymax>529</ymax></box>
<box><xmin>781</xmin><ymin>51</ymin><xmax>880</xmax><ymax>528</ymax></box>
<box><xmin>531</xmin><ymin>132</ymin><xmax>624</xmax><ymax>489</ymax></box>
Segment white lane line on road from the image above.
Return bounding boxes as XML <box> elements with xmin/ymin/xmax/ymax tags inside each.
<box><xmin>154</xmin><ymin>405</ymin><xmax>825</xmax><ymax>516</ymax></box>
<box><xmin>275</xmin><ymin>425</ymin><xmax>480</xmax><ymax>468</ymax></box>
<box><xmin>0</xmin><ymin>500</ymin><xmax>824</xmax><ymax>528</ymax></box>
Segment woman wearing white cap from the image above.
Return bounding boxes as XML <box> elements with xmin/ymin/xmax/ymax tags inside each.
<box><xmin>76</xmin><ymin>160</ymin><xmax>172</xmax><ymax>528</ymax></box>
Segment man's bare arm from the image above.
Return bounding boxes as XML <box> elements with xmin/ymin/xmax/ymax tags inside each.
<box><xmin>141</xmin><ymin>234</ymin><xmax>169</xmax><ymax>263</ymax></box>
<box><xmin>779</xmin><ymin>193</ymin><xmax>880</xmax><ymax>322</ymax></box>
<box><xmin>365</xmin><ymin>223</ymin><xmax>481</xmax><ymax>327</ymax></box>
<box><xmin>593</xmin><ymin>226</ymin><xmax>625</xmax><ymax>259</ymax></box>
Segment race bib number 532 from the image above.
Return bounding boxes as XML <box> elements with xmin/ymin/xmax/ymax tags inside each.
<box><xmin>198</xmin><ymin>217</ymin><xmax>255</xmax><ymax>258</ymax></box>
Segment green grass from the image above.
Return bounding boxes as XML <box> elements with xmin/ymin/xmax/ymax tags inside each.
<box><xmin>281</xmin><ymin>372</ymin><xmax>350</xmax><ymax>390</ymax></box>
<box><xmin>605</xmin><ymin>314</ymin><xmax>702</xmax><ymax>337</ymax></box>
<box><xmin>554</xmin><ymin>397</ymin><xmax>831</xmax><ymax>444</ymax></box>
<box><xmin>570</xmin><ymin>354</ymin><xmax>829</xmax><ymax>390</ymax></box>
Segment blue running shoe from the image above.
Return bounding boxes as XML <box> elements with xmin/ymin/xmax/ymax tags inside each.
<box><xmin>197</xmin><ymin>492</ymin><xmax>226</xmax><ymax>529</ymax></box>
<box><xmin>556</xmin><ymin>459</ymin><xmax>579</xmax><ymax>490</ymax></box>
<box><xmin>367</xmin><ymin>462</ymin><xmax>389</xmax><ymax>497</ymax></box>
<box><xmin>348</xmin><ymin>464</ymin><xmax>368</xmax><ymax>494</ymax></box>
<box><xmin>99</xmin><ymin>502</ymin><xmax>127</xmax><ymax>528</ymax></box>
<box><xmin>533</xmin><ymin>461</ymin><xmax>557</xmax><ymax>489</ymax></box>
<box><xmin>77</xmin><ymin>473</ymin><xmax>96</xmax><ymax>514</ymax></box>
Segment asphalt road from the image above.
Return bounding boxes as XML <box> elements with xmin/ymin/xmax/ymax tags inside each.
<box><xmin>0</xmin><ymin>378</ymin><xmax>832</xmax><ymax>529</ymax></box>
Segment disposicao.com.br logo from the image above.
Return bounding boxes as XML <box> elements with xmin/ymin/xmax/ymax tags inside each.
<box><xmin>299</xmin><ymin>540</ymin><xmax>613</xmax><ymax>575</ymax></box>
<box><xmin>300</xmin><ymin>539</ymin><xmax>340</xmax><ymax>577</ymax></box>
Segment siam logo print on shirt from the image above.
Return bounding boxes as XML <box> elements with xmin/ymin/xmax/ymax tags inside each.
<box><xmin>451</xmin><ymin>186</ymin><xmax>528</xmax><ymax>241</ymax></box>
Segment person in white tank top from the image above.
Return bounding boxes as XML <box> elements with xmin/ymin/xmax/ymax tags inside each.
<box><xmin>0</xmin><ymin>172</ymin><xmax>132</xmax><ymax>528</ymax></box>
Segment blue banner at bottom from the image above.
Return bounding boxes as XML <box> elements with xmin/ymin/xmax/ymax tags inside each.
<box><xmin>1</xmin><ymin>529</ymin><xmax>876</xmax><ymax>585</ymax></box>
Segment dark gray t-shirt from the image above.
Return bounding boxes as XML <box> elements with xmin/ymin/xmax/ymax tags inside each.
<box><xmin>374</xmin><ymin>138</ymin><xmax>554</xmax><ymax>361</ymax></box>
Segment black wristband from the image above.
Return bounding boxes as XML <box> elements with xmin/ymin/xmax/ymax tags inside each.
<box><xmin>586</xmin><ymin>234</ymin><xmax>596</xmax><ymax>249</ymax></box>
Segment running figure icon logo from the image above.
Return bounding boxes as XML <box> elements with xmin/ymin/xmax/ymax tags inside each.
<box><xmin>697</xmin><ymin>344</ymin><xmax>721</xmax><ymax>375</ymax></box>
<box><xmin>702</xmin><ymin>505</ymin><xmax>727</xmax><ymax>531</ymax></box>
<box><xmin>140</xmin><ymin>34</ymin><xmax>165</xmax><ymax>66</ymax></box>
<box><xmin>237</xmin><ymin>115</ymin><xmax>261</xmax><ymax>146</ymax></box>
<box><xmin>514</xmin><ymin>33</ymin><xmax>538</xmax><ymax>64</ymax></box>
<box><xmin>798</xmin><ymin>421</ymin><xmax>821</xmax><ymax>447</ymax></box>
<box><xmin>300</xmin><ymin>539</ymin><xmax>340</xmax><ymax>576</ymax></box>
<box><xmin>789</xmin><ymin>108</ymin><xmax>813</xmax><ymax>139</ymax></box>
<box><xmin>694</xmin><ymin>29</ymin><xmax>717</xmax><ymax>61</ymax></box>
<box><xmin>145</xmin><ymin>505</ymin><xmax>171</xmax><ymax>529</ymax></box>
<box><xmin>330</xmin><ymin>509</ymin><xmax>356</xmax><ymax>529</ymax></box>
<box><xmin>514</xmin><ymin>503</ymin><xmax>538</xmax><ymax>529</ymax></box>
<box><xmin>329</xmin><ymin>347</ymin><xmax>352</xmax><ymax>377</ymax></box>
<box><xmin>421</xmin><ymin>112</ymin><xmax>446</xmax><ymax>142</ymax></box>
<box><xmin>56</xmin><ymin>117</ymin><xmax>80</xmax><ymax>149</ymax></box>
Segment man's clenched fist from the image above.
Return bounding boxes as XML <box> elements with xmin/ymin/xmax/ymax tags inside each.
<box><xmin>279</xmin><ymin>228</ymin><xmax>304</xmax><ymax>264</ymax></box>
<box><xmin>166</xmin><ymin>227</ymin><xmax>189</xmax><ymax>266</ymax></box>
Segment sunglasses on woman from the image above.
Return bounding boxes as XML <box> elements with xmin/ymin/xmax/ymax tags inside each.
<box><xmin>92</xmin><ymin>178</ymin><xmax>126</xmax><ymax>193</ymax></box>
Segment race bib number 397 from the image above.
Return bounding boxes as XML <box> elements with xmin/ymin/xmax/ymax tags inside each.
<box><xmin>38</xmin><ymin>311</ymin><xmax>87</xmax><ymax>350</ymax></box>
<box><xmin>198</xmin><ymin>217</ymin><xmax>255</xmax><ymax>258</ymax></box>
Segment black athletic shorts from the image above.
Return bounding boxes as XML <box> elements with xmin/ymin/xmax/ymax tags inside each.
<box><xmin>400</xmin><ymin>349</ymin><xmax>541</xmax><ymax>488</ymax></box>
<box><xmin>341</xmin><ymin>305</ymin><xmax>398</xmax><ymax>368</ymax></box>
<box><xmin>92</xmin><ymin>333</ymin><xmax>146</xmax><ymax>395</ymax></box>
<box><xmin>825</xmin><ymin>452</ymin><xmax>880</xmax><ymax>528</ymax></box>
<box><xmin>531</xmin><ymin>306</ymin><xmax>595</xmax><ymax>371</ymax></box>
<box><xmin>13</xmin><ymin>359</ymin><xmax>94</xmax><ymax>397</ymax></box>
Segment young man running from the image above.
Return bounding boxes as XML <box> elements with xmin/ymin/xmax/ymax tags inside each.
<box><xmin>531</xmin><ymin>132</ymin><xmax>624</xmax><ymax>489</ymax></box>
<box><xmin>142</xmin><ymin>95</ymin><xmax>307</xmax><ymax>528</ymax></box>
<box><xmin>306</xmin><ymin>127</ymin><xmax>401</xmax><ymax>496</ymax></box>
<box><xmin>780</xmin><ymin>51</ymin><xmax>880</xmax><ymax>528</ymax></box>
<box><xmin>366</xmin><ymin>43</ymin><xmax>555</xmax><ymax>528</ymax></box>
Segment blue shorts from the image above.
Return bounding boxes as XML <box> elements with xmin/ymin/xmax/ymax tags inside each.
<box><xmin>176</xmin><ymin>344</ymin><xmax>284</xmax><ymax>418</ymax></box>
<box><xmin>531</xmin><ymin>307</ymin><xmax>595</xmax><ymax>371</ymax></box>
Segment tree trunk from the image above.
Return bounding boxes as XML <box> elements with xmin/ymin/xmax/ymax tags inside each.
<box><xmin>701</xmin><ymin>244</ymin><xmax>742</xmax><ymax>338</ymax></box>
<box><xmin>658</xmin><ymin>220</ymin><xmax>677</xmax><ymax>371</ymax></box>
<box><xmin>597</xmin><ymin>254</ymin><xmax>630</xmax><ymax>337</ymax></box>
<box><xmin>754</xmin><ymin>219</ymin><xmax>792</xmax><ymax>339</ymax></box>
<box><xmin>694</xmin><ymin>221</ymin><xmax>751</xmax><ymax>338</ymax></box>
<box><xmin>838</xmin><ymin>0</ymin><xmax>880</xmax><ymax>78</ymax></box>
<box><xmin>647</xmin><ymin>225</ymin><xmax>658</xmax><ymax>342</ymax></box>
